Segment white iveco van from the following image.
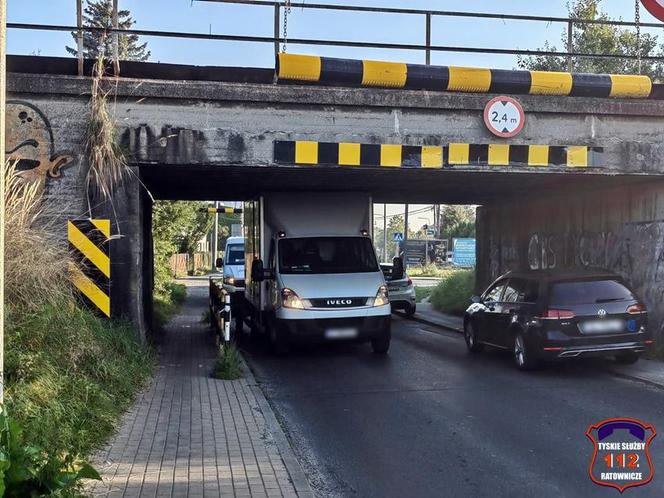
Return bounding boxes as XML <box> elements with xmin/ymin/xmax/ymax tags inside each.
<box><xmin>244</xmin><ymin>192</ymin><xmax>395</xmax><ymax>355</ymax></box>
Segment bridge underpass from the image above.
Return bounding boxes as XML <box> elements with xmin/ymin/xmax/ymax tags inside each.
<box><xmin>6</xmin><ymin>57</ymin><xmax>664</xmax><ymax>340</ymax></box>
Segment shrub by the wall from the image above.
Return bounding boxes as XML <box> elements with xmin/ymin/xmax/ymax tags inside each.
<box><xmin>430</xmin><ymin>269</ymin><xmax>476</xmax><ymax>316</ymax></box>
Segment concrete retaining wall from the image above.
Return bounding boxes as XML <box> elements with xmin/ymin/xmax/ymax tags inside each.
<box><xmin>476</xmin><ymin>182</ymin><xmax>664</xmax><ymax>338</ymax></box>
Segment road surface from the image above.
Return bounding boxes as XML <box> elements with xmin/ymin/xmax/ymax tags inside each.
<box><xmin>242</xmin><ymin>317</ymin><xmax>664</xmax><ymax>498</ymax></box>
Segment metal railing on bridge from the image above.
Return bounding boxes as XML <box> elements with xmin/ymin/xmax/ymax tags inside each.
<box><xmin>7</xmin><ymin>0</ymin><xmax>663</xmax><ymax>77</ymax></box>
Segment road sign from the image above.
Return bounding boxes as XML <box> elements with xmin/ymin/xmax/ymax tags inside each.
<box><xmin>426</xmin><ymin>229</ymin><xmax>435</xmax><ymax>237</ymax></box>
<box><xmin>642</xmin><ymin>0</ymin><xmax>664</xmax><ymax>22</ymax></box>
<box><xmin>452</xmin><ymin>238</ymin><xmax>476</xmax><ymax>267</ymax></box>
<box><xmin>392</xmin><ymin>232</ymin><xmax>404</xmax><ymax>242</ymax></box>
<box><xmin>483</xmin><ymin>96</ymin><xmax>525</xmax><ymax>138</ymax></box>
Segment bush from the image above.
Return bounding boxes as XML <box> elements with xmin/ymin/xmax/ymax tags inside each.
<box><xmin>0</xmin><ymin>408</ymin><xmax>100</xmax><ymax>497</ymax></box>
<box><xmin>430</xmin><ymin>269</ymin><xmax>476</xmax><ymax>316</ymax></box>
<box><xmin>213</xmin><ymin>345</ymin><xmax>243</xmax><ymax>380</ymax></box>
<box><xmin>153</xmin><ymin>282</ymin><xmax>187</xmax><ymax>329</ymax></box>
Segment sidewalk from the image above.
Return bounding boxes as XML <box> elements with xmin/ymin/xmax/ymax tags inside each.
<box><xmin>90</xmin><ymin>279</ymin><xmax>313</xmax><ymax>498</ymax></box>
<box><xmin>411</xmin><ymin>302</ymin><xmax>664</xmax><ymax>388</ymax></box>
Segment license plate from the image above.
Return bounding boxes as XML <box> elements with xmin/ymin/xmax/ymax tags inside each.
<box><xmin>388</xmin><ymin>287</ymin><xmax>399</xmax><ymax>292</ymax></box>
<box><xmin>325</xmin><ymin>327</ymin><xmax>359</xmax><ymax>340</ymax></box>
<box><xmin>580</xmin><ymin>319</ymin><xmax>625</xmax><ymax>334</ymax></box>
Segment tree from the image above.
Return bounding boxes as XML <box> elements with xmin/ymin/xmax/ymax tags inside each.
<box><xmin>518</xmin><ymin>0</ymin><xmax>664</xmax><ymax>80</ymax></box>
<box><xmin>152</xmin><ymin>201</ymin><xmax>212</xmax><ymax>293</ymax></box>
<box><xmin>66</xmin><ymin>0</ymin><xmax>150</xmax><ymax>62</ymax></box>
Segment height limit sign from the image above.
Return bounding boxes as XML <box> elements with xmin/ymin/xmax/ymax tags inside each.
<box><xmin>483</xmin><ymin>96</ymin><xmax>525</xmax><ymax>138</ymax></box>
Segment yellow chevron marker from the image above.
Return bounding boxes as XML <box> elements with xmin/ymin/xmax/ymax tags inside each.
<box><xmin>362</xmin><ymin>60</ymin><xmax>407</xmax><ymax>88</ymax></box>
<box><xmin>90</xmin><ymin>219</ymin><xmax>110</xmax><ymax>238</ymax></box>
<box><xmin>67</xmin><ymin>221</ymin><xmax>110</xmax><ymax>278</ymax></box>
<box><xmin>278</xmin><ymin>53</ymin><xmax>322</xmax><ymax>81</ymax></box>
<box><xmin>447</xmin><ymin>67</ymin><xmax>491</xmax><ymax>93</ymax></box>
<box><xmin>528</xmin><ymin>145</ymin><xmax>550</xmax><ymax>167</ymax></box>
<box><xmin>530</xmin><ymin>71</ymin><xmax>573</xmax><ymax>96</ymax></box>
<box><xmin>69</xmin><ymin>262</ymin><xmax>110</xmax><ymax>317</ymax></box>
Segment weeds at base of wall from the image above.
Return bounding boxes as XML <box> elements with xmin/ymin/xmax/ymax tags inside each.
<box><xmin>213</xmin><ymin>345</ymin><xmax>243</xmax><ymax>380</ymax></box>
<box><xmin>153</xmin><ymin>282</ymin><xmax>187</xmax><ymax>330</ymax></box>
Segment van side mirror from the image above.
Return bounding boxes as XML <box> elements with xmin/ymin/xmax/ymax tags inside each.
<box><xmin>392</xmin><ymin>257</ymin><xmax>405</xmax><ymax>280</ymax></box>
<box><xmin>251</xmin><ymin>259</ymin><xmax>265</xmax><ymax>283</ymax></box>
<box><xmin>471</xmin><ymin>295</ymin><xmax>481</xmax><ymax>304</ymax></box>
<box><xmin>215</xmin><ymin>258</ymin><xmax>224</xmax><ymax>269</ymax></box>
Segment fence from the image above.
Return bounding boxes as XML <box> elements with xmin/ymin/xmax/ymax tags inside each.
<box><xmin>7</xmin><ymin>0</ymin><xmax>662</xmax><ymax>75</ymax></box>
<box><xmin>170</xmin><ymin>253</ymin><xmax>211</xmax><ymax>277</ymax></box>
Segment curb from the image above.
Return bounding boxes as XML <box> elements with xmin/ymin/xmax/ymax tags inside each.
<box><xmin>408</xmin><ymin>313</ymin><xmax>664</xmax><ymax>389</ymax></box>
<box><xmin>241</xmin><ymin>357</ymin><xmax>316</xmax><ymax>498</ymax></box>
<box><xmin>407</xmin><ymin>312</ymin><xmax>464</xmax><ymax>334</ymax></box>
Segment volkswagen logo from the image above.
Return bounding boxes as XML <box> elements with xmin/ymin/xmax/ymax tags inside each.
<box><xmin>597</xmin><ymin>309</ymin><xmax>607</xmax><ymax>318</ymax></box>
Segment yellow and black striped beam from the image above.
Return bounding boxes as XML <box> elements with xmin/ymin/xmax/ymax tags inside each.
<box><xmin>201</xmin><ymin>207</ymin><xmax>243</xmax><ymax>214</ymax></box>
<box><xmin>277</xmin><ymin>53</ymin><xmax>652</xmax><ymax>99</ymax></box>
<box><xmin>274</xmin><ymin>141</ymin><xmax>603</xmax><ymax>168</ymax></box>
<box><xmin>68</xmin><ymin>219</ymin><xmax>111</xmax><ymax>318</ymax></box>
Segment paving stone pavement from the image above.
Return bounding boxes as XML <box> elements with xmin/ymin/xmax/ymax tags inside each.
<box><xmin>90</xmin><ymin>278</ymin><xmax>313</xmax><ymax>498</ymax></box>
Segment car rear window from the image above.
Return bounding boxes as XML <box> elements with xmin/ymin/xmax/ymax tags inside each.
<box><xmin>548</xmin><ymin>279</ymin><xmax>635</xmax><ymax>306</ymax></box>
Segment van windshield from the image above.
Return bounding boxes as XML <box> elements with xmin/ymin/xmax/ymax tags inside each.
<box><xmin>279</xmin><ymin>237</ymin><xmax>379</xmax><ymax>274</ymax></box>
<box><xmin>225</xmin><ymin>244</ymin><xmax>245</xmax><ymax>265</ymax></box>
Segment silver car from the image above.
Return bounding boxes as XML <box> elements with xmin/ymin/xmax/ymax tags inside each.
<box><xmin>381</xmin><ymin>263</ymin><xmax>416</xmax><ymax>317</ymax></box>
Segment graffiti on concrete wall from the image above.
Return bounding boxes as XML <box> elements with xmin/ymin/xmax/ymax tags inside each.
<box><xmin>4</xmin><ymin>101</ymin><xmax>74</xmax><ymax>187</ymax></box>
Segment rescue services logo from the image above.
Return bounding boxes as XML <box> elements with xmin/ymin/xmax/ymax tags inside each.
<box><xmin>586</xmin><ymin>418</ymin><xmax>656</xmax><ymax>492</ymax></box>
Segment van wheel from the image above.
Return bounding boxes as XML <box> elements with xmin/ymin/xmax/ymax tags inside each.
<box><xmin>371</xmin><ymin>327</ymin><xmax>391</xmax><ymax>354</ymax></box>
<box><xmin>615</xmin><ymin>352</ymin><xmax>639</xmax><ymax>365</ymax></box>
<box><xmin>514</xmin><ymin>333</ymin><xmax>538</xmax><ymax>371</ymax></box>
<box><xmin>464</xmin><ymin>321</ymin><xmax>484</xmax><ymax>353</ymax></box>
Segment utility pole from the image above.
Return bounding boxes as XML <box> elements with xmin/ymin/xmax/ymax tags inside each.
<box><xmin>382</xmin><ymin>204</ymin><xmax>387</xmax><ymax>263</ymax></box>
<box><xmin>403</xmin><ymin>204</ymin><xmax>409</xmax><ymax>267</ymax></box>
<box><xmin>211</xmin><ymin>201</ymin><xmax>219</xmax><ymax>271</ymax></box>
<box><xmin>112</xmin><ymin>0</ymin><xmax>119</xmax><ymax>76</ymax></box>
<box><xmin>0</xmin><ymin>0</ymin><xmax>6</xmax><ymax>404</ymax></box>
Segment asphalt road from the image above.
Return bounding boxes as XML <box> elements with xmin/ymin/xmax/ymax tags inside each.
<box><xmin>242</xmin><ymin>318</ymin><xmax>664</xmax><ymax>498</ymax></box>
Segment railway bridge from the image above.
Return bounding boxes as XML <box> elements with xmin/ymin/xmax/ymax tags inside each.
<box><xmin>6</xmin><ymin>54</ymin><xmax>664</xmax><ymax>339</ymax></box>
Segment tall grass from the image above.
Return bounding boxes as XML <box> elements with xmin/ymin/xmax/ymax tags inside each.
<box><xmin>430</xmin><ymin>269</ymin><xmax>476</xmax><ymax>316</ymax></box>
<box><xmin>5</xmin><ymin>162</ymin><xmax>72</xmax><ymax>310</ymax></box>
<box><xmin>85</xmin><ymin>57</ymin><xmax>129</xmax><ymax>204</ymax></box>
<box><xmin>4</xmin><ymin>160</ymin><xmax>153</xmax><ymax>455</ymax></box>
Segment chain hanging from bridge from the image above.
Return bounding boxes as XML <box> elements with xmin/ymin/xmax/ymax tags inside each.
<box><xmin>282</xmin><ymin>0</ymin><xmax>292</xmax><ymax>53</ymax></box>
<box><xmin>635</xmin><ymin>0</ymin><xmax>642</xmax><ymax>73</ymax></box>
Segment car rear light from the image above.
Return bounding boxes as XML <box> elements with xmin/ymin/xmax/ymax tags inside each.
<box><xmin>407</xmin><ymin>277</ymin><xmax>413</xmax><ymax>286</ymax></box>
<box><xmin>539</xmin><ymin>309</ymin><xmax>576</xmax><ymax>320</ymax></box>
<box><xmin>543</xmin><ymin>347</ymin><xmax>563</xmax><ymax>351</ymax></box>
<box><xmin>627</xmin><ymin>303</ymin><xmax>647</xmax><ymax>314</ymax></box>
<box><xmin>645</xmin><ymin>340</ymin><xmax>654</xmax><ymax>345</ymax></box>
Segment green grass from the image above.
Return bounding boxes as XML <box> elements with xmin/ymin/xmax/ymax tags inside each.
<box><xmin>5</xmin><ymin>301</ymin><xmax>153</xmax><ymax>457</ymax></box>
<box><xmin>415</xmin><ymin>286</ymin><xmax>434</xmax><ymax>303</ymax></box>
<box><xmin>213</xmin><ymin>344</ymin><xmax>243</xmax><ymax>380</ymax></box>
<box><xmin>430</xmin><ymin>269</ymin><xmax>476</xmax><ymax>316</ymax></box>
<box><xmin>153</xmin><ymin>282</ymin><xmax>187</xmax><ymax>329</ymax></box>
<box><xmin>408</xmin><ymin>264</ymin><xmax>448</xmax><ymax>278</ymax></box>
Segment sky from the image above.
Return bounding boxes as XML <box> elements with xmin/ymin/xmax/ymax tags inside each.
<box><xmin>7</xmin><ymin>1</ymin><xmax>663</xmax><ymax>226</ymax></box>
<box><xmin>7</xmin><ymin>1</ymin><xmax>662</xmax><ymax>68</ymax></box>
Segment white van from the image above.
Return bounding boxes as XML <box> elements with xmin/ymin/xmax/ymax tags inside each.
<box><xmin>218</xmin><ymin>236</ymin><xmax>245</xmax><ymax>323</ymax></box>
<box><xmin>244</xmin><ymin>192</ymin><xmax>395</xmax><ymax>355</ymax></box>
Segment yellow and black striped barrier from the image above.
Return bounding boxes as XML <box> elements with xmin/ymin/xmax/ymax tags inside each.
<box><xmin>274</xmin><ymin>140</ymin><xmax>602</xmax><ymax>168</ymax></box>
<box><xmin>68</xmin><ymin>219</ymin><xmax>111</xmax><ymax>318</ymax></box>
<box><xmin>201</xmin><ymin>207</ymin><xmax>243</xmax><ymax>214</ymax></box>
<box><xmin>277</xmin><ymin>53</ymin><xmax>652</xmax><ymax>99</ymax></box>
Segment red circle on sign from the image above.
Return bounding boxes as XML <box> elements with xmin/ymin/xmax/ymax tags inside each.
<box><xmin>642</xmin><ymin>0</ymin><xmax>664</xmax><ymax>22</ymax></box>
<box><xmin>483</xmin><ymin>96</ymin><xmax>525</xmax><ymax>138</ymax></box>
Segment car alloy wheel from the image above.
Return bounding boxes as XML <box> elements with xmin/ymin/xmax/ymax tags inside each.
<box><xmin>514</xmin><ymin>335</ymin><xmax>526</xmax><ymax>367</ymax></box>
<box><xmin>464</xmin><ymin>322</ymin><xmax>484</xmax><ymax>353</ymax></box>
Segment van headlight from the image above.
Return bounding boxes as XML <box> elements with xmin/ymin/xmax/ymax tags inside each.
<box><xmin>224</xmin><ymin>276</ymin><xmax>235</xmax><ymax>285</ymax></box>
<box><xmin>281</xmin><ymin>288</ymin><xmax>305</xmax><ymax>309</ymax></box>
<box><xmin>373</xmin><ymin>285</ymin><xmax>389</xmax><ymax>307</ymax></box>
